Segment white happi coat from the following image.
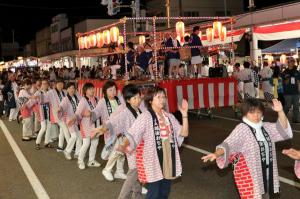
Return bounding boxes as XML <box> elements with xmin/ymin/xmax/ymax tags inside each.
<box><xmin>259</xmin><ymin>66</ymin><xmax>274</xmax><ymax>95</ymax></box>
<box><xmin>238</xmin><ymin>68</ymin><xmax>255</xmax><ymax>98</ymax></box>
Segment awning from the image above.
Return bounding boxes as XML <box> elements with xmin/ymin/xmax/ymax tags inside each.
<box><xmin>262</xmin><ymin>38</ymin><xmax>300</xmax><ymax>54</ymax></box>
<box><xmin>201</xmin><ymin>29</ymin><xmax>246</xmax><ymax>46</ymax></box>
<box><xmin>253</xmin><ymin>21</ymin><xmax>300</xmax><ymax>41</ymax></box>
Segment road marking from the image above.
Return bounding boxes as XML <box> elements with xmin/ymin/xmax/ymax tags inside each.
<box><xmin>189</xmin><ymin>111</ymin><xmax>300</xmax><ymax>134</ymax></box>
<box><xmin>182</xmin><ymin>143</ymin><xmax>300</xmax><ymax>189</ymax></box>
<box><xmin>0</xmin><ymin>120</ymin><xmax>50</xmax><ymax>199</ymax></box>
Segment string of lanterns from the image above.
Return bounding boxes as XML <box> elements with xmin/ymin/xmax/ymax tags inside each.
<box><xmin>78</xmin><ymin>20</ymin><xmax>229</xmax><ymax>50</ymax></box>
<box><xmin>78</xmin><ymin>26</ymin><xmax>122</xmax><ymax>50</ymax></box>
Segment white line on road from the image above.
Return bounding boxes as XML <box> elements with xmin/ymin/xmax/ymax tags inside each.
<box><xmin>182</xmin><ymin>143</ymin><xmax>300</xmax><ymax>189</ymax></box>
<box><xmin>189</xmin><ymin>111</ymin><xmax>300</xmax><ymax>134</ymax></box>
<box><xmin>0</xmin><ymin>120</ymin><xmax>50</xmax><ymax>199</ymax></box>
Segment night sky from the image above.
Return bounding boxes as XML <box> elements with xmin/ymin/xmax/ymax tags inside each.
<box><xmin>0</xmin><ymin>0</ymin><xmax>297</xmax><ymax>46</ymax></box>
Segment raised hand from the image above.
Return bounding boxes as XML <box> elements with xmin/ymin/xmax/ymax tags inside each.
<box><xmin>272</xmin><ymin>99</ymin><xmax>283</xmax><ymax>112</ymax></box>
<box><xmin>282</xmin><ymin>148</ymin><xmax>300</xmax><ymax>160</ymax></box>
<box><xmin>178</xmin><ymin>99</ymin><xmax>188</xmax><ymax>116</ymax></box>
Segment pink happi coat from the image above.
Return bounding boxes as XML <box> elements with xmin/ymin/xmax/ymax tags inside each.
<box><xmin>75</xmin><ymin>96</ymin><xmax>99</xmax><ymax>138</ymax></box>
<box><xmin>125</xmin><ymin>110</ymin><xmax>184</xmax><ymax>184</ymax></box>
<box><xmin>33</xmin><ymin>90</ymin><xmax>49</xmax><ymax>122</ymax></box>
<box><xmin>92</xmin><ymin>96</ymin><xmax>124</xmax><ymax>142</ymax></box>
<box><xmin>43</xmin><ymin>89</ymin><xmax>66</xmax><ymax>124</ymax></box>
<box><xmin>60</xmin><ymin>94</ymin><xmax>81</xmax><ymax>132</ymax></box>
<box><xmin>18</xmin><ymin>89</ymin><xmax>37</xmax><ymax>119</ymax></box>
<box><xmin>216</xmin><ymin>120</ymin><xmax>293</xmax><ymax>199</ymax></box>
<box><xmin>106</xmin><ymin>106</ymin><xmax>140</xmax><ymax>170</ymax></box>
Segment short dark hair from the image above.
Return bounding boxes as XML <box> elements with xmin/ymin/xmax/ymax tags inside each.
<box><xmin>23</xmin><ymin>79</ymin><xmax>32</xmax><ymax>86</ymax></box>
<box><xmin>122</xmin><ymin>84</ymin><xmax>140</xmax><ymax>102</ymax></box>
<box><xmin>56</xmin><ymin>78</ymin><xmax>64</xmax><ymax>84</ymax></box>
<box><xmin>241</xmin><ymin>98</ymin><xmax>265</xmax><ymax>116</ymax></box>
<box><xmin>66</xmin><ymin>82</ymin><xmax>76</xmax><ymax>89</ymax></box>
<box><xmin>82</xmin><ymin>82</ymin><xmax>94</xmax><ymax>96</ymax></box>
<box><xmin>193</xmin><ymin>26</ymin><xmax>200</xmax><ymax>32</ymax></box>
<box><xmin>234</xmin><ymin>63</ymin><xmax>240</xmax><ymax>68</ymax></box>
<box><xmin>184</xmin><ymin>35</ymin><xmax>190</xmax><ymax>42</ymax></box>
<box><xmin>103</xmin><ymin>80</ymin><xmax>117</xmax><ymax>97</ymax></box>
<box><xmin>144</xmin><ymin>86</ymin><xmax>166</xmax><ymax>110</ymax></box>
<box><xmin>244</xmin><ymin>61</ymin><xmax>251</xmax><ymax>68</ymax></box>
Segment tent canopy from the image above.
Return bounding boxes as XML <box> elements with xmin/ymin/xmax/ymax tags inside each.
<box><xmin>262</xmin><ymin>38</ymin><xmax>300</xmax><ymax>54</ymax></box>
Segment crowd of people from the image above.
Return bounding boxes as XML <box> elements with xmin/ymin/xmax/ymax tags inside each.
<box><xmin>0</xmin><ymin>26</ymin><xmax>300</xmax><ymax>198</ymax></box>
<box><xmin>0</xmin><ymin>72</ymin><xmax>190</xmax><ymax>199</ymax></box>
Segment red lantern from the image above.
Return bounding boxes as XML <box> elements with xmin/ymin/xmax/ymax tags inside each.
<box><xmin>96</xmin><ymin>32</ymin><xmax>104</xmax><ymax>48</ymax></box>
<box><xmin>206</xmin><ymin>28</ymin><xmax>214</xmax><ymax>42</ymax></box>
<box><xmin>220</xmin><ymin>27</ymin><xmax>227</xmax><ymax>42</ymax></box>
<box><xmin>213</xmin><ymin>21</ymin><xmax>222</xmax><ymax>38</ymax></box>
<box><xmin>103</xmin><ymin>30</ymin><xmax>111</xmax><ymax>45</ymax></box>
<box><xmin>110</xmin><ymin>26</ymin><xmax>119</xmax><ymax>43</ymax></box>
<box><xmin>176</xmin><ymin>21</ymin><xmax>185</xmax><ymax>42</ymax></box>
<box><xmin>139</xmin><ymin>35</ymin><xmax>146</xmax><ymax>45</ymax></box>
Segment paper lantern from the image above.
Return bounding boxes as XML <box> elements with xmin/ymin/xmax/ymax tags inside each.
<box><xmin>118</xmin><ymin>36</ymin><xmax>124</xmax><ymax>46</ymax></box>
<box><xmin>280</xmin><ymin>54</ymin><xmax>287</xmax><ymax>64</ymax></box>
<box><xmin>83</xmin><ymin>36</ymin><xmax>90</xmax><ymax>49</ymax></box>
<box><xmin>213</xmin><ymin>21</ymin><xmax>222</xmax><ymax>38</ymax></box>
<box><xmin>176</xmin><ymin>21</ymin><xmax>185</xmax><ymax>39</ymax></box>
<box><xmin>89</xmin><ymin>34</ymin><xmax>97</xmax><ymax>47</ymax></box>
<box><xmin>110</xmin><ymin>26</ymin><xmax>119</xmax><ymax>43</ymax></box>
<box><xmin>206</xmin><ymin>28</ymin><xmax>214</xmax><ymax>42</ymax></box>
<box><xmin>96</xmin><ymin>32</ymin><xmax>104</xmax><ymax>48</ymax></box>
<box><xmin>103</xmin><ymin>30</ymin><xmax>111</xmax><ymax>45</ymax></box>
<box><xmin>139</xmin><ymin>35</ymin><xmax>146</xmax><ymax>45</ymax></box>
<box><xmin>267</xmin><ymin>55</ymin><xmax>274</xmax><ymax>65</ymax></box>
<box><xmin>78</xmin><ymin>37</ymin><xmax>85</xmax><ymax>49</ymax></box>
<box><xmin>220</xmin><ymin>27</ymin><xmax>227</xmax><ymax>42</ymax></box>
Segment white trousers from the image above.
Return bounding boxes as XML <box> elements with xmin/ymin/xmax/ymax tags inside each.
<box><xmin>34</xmin><ymin>112</ymin><xmax>41</xmax><ymax>133</ymax></box>
<box><xmin>104</xmin><ymin>139</ymin><xmax>125</xmax><ymax>173</ymax></box>
<box><xmin>57</xmin><ymin>121</ymin><xmax>70</xmax><ymax>148</ymax></box>
<box><xmin>50</xmin><ymin>124</ymin><xmax>59</xmax><ymax>140</ymax></box>
<box><xmin>65</xmin><ymin>126</ymin><xmax>82</xmax><ymax>156</ymax></box>
<box><xmin>9</xmin><ymin>106</ymin><xmax>19</xmax><ymax>120</ymax></box>
<box><xmin>22</xmin><ymin>117</ymin><xmax>33</xmax><ymax>138</ymax></box>
<box><xmin>78</xmin><ymin>137</ymin><xmax>99</xmax><ymax>163</ymax></box>
<box><xmin>36</xmin><ymin>120</ymin><xmax>51</xmax><ymax>145</ymax></box>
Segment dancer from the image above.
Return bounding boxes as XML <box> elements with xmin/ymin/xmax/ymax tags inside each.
<box><xmin>35</xmin><ymin>79</ymin><xmax>53</xmax><ymax>149</ymax></box>
<box><xmin>119</xmin><ymin>87</ymin><xmax>189</xmax><ymax>199</ymax></box>
<box><xmin>202</xmin><ymin>98</ymin><xmax>293</xmax><ymax>199</ymax></box>
<box><xmin>59</xmin><ymin>83</ymin><xmax>82</xmax><ymax>160</ymax></box>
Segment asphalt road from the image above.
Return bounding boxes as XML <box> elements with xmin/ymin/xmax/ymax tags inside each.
<box><xmin>0</xmin><ymin>107</ymin><xmax>300</xmax><ymax>199</ymax></box>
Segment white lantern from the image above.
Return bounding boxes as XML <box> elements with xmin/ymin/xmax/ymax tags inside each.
<box><xmin>103</xmin><ymin>30</ymin><xmax>111</xmax><ymax>45</ymax></box>
<box><xmin>110</xmin><ymin>26</ymin><xmax>119</xmax><ymax>43</ymax></box>
<box><xmin>213</xmin><ymin>21</ymin><xmax>222</xmax><ymax>38</ymax></box>
<box><xmin>139</xmin><ymin>35</ymin><xmax>146</xmax><ymax>45</ymax></box>
<box><xmin>206</xmin><ymin>28</ymin><xmax>214</xmax><ymax>42</ymax></box>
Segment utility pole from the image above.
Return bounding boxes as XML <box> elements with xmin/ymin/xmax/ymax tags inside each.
<box><xmin>166</xmin><ymin>0</ymin><xmax>170</xmax><ymax>28</ymax></box>
<box><xmin>224</xmin><ymin>0</ymin><xmax>227</xmax><ymax>16</ymax></box>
